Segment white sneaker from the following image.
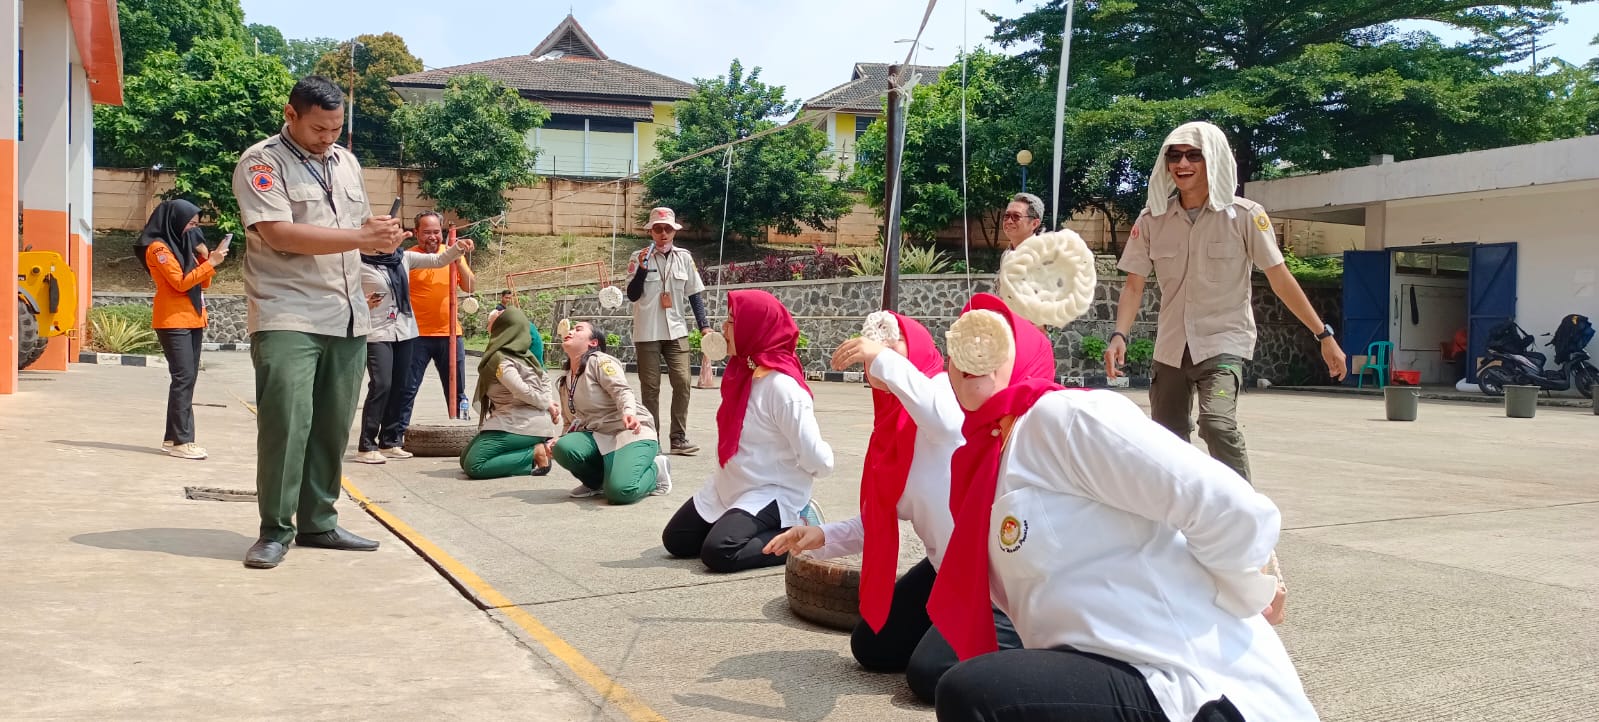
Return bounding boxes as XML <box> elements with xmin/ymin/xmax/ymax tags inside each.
<box><xmin>168</xmin><ymin>443</ymin><xmax>208</xmax><ymax>460</ymax></box>
<box><xmin>160</xmin><ymin>440</ymin><xmax>175</xmax><ymax>452</ymax></box>
<box><xmin>379</xmin><ymin>447</ymin><xmax>414</xmax><ymax>459</ymax></box>
<box><xmin>353</xmin><ymin>450</ymin><xmax>387</xmax><ymax>465</ymax></box>
<box><xmin>650</xmin><ymin>455</ymin><xmax>672</xmax><ymax>496</ymax></box>
<box><xmin>569</xmin><ymin>484</ymin><xmax>603</xmax><ymax>498</ymax></box>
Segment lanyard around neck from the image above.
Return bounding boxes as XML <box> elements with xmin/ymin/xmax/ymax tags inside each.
<box><xmin>280</xmin><ymin>136</ymin><xmax>336</xmax><ymax>210</ymax></box>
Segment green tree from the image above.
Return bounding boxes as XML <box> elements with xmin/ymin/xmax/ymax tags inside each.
<box><xmin>313</xmin><ymin>33</ymin><xmax>424</xmax><ymax>166</ymax></box>
<box><xmin>246</xmin><ymin>23</ymin><xmax>286</xmax><ymax>58</ymax></box>
<box><xmin>94</xmin><ymin>39</ymin><xmax>296</xmax><ymax>232</ymax></box>
<box><xmin>281</xmin><ymin>37</ymin><xmax>339</xmax><ymax>78</ymax></box>
<box><xmin>644</xmin><ymin>60</ymin><xmax>852</xmax><ymax>243</ymax></box>
<box><xmin>116</xmin><ymin>0</ymin><xmax>249</xmax><ymax>75</ymax></box>
<box><xmin>392</xmin><ymin>74</ymin><xmax>550</xmax><ymax>238</ymax></box>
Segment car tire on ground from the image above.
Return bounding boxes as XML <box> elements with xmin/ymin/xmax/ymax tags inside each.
<box><xmin>784</xmin><ymin>501</ymin><xmax>863</xmax><ymax>632</ymax></box>
<box><xmin>17</xmin><ymin>299</ymin><xmax>46</xmax><ymax>369</ymax></box>
<box><xmin>402</xmin><ymin>422</ymin><xmax>477</xmax><ymax>457</ymax></box>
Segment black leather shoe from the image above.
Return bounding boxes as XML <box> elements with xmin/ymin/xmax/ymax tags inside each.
<box><xmin>244</xmin><ymin>539</ymin><xmax>287</xmax><ymax>569</ymax></box>
<box><xmin>295</xmin><ymin>527</ymin><xmax>380</xmax><ymax>551</ymax></box>
<box><xmin>531</xmin><ymin>464</ymin><xmax>551</xmax><ymax>477</ymax></box>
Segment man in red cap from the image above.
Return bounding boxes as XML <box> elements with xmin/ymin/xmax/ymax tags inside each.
<box><xmin>626</xmin><ymin>207</ymin><xmax>713</xmax><ymax>455</ymax></box>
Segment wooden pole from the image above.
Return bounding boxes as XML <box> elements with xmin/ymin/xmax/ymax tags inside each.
<box><xmin>881</xmin><ymin>64</ymin><xmax>905</xmax><ymax>312</ymax></box>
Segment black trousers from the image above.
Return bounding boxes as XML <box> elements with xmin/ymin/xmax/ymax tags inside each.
<box><xmin>400</xmin><ymin>335</ymin><xmax>468</xmax><ymax>425</ymax></box>
<box><xmin>361</xmin><ymin>339</ymin><xmax>416</xmax><ymax>451</ymax></box>
<box><xmin>936</xmin><ymin>647</ymin><xmax>1245</xmax><ymax>722</ymax></box>
<box><xmin>156</xmin><ymin>328</ymin><xmax>204</xmax><ymax>444</ymax></box>
<box><xmin>661</xmin><ymin>499</ymin><xmax>787</xmax><ymax>573</ymax></box>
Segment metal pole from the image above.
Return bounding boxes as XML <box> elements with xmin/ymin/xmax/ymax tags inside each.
<box><xmin>1022</xmin><ymin>165</ymin><xmax>1028</xmax><ymax>193</ymax></box>
<box><xmin>881</xmin><ymin>64</ymin><xmax>906</xmax><ymax>312</ymax></box>
<box><xmin>347</xmin><ymin>40</ymin><xmax>357</xmax><ymax>151</ymax></box>
<box><xmin>1049</xmin><ymin>0</ymin><xmax>1075</xmax><ymax>230</ymax></box>
<box><xmin>446</xmin><ymin>224</ymin><xmax>459</xmax><ymax>419</ymax></box>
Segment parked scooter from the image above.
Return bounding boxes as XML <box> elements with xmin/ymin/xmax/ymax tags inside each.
<box><xmin>1476</xmin><ymin>315</ymin><xmax>1598</xmax><ymax>399</ymax></box>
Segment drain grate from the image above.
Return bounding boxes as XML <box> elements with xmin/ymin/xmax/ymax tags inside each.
<box><xmin>184</xmin><ymin>486</ymin><xmax>256</xmax><ymax>502</ymax></box>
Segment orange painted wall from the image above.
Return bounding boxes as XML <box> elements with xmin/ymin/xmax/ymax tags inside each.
<box><xmin>21</xmin><ymin>210</ymin><xmax>70</xmax><ymax>371</ymax></box>
<box><xmin>0</xmin><ymin>139</ymin><xmax>16</xmax><ymax>394</ymax></box>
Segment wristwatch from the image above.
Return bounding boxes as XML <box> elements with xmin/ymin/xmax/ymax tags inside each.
<box><xmin>1314</xmin><ymin>325</ymin><xmax>1335</xmax><ymax>341</ymax></box>
<box><xmin>1109</xmin><ymin>331</ymin><xmax>1129</xmax><ymax>345</ymax></box>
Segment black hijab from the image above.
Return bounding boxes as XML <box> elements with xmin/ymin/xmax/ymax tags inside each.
<box><xmin>361</xmin><ymin>249</ymin><xmax>412</xmax><ymax>316</ymax></box>
<box><xmin>135</xmin><ymin>199</ymin><xmax>204</xmax><ymax>313</ymax></box>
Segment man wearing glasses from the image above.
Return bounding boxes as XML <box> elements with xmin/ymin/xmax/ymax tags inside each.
<box><xmin>1000</xmin><ymin>192</ymin><xmax>1044</xmax><ymax>250</ymax></box>
<box><xmin>626</xmin><ymin>207</ymin><xmax>713</xmax><ymax>456</ymax></box>
<box><xmin>1106</xmin><ymin>121</ymin><xmax>1346</xmax><ymax>483</ymax></box>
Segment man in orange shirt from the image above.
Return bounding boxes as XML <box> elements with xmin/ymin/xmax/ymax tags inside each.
<box><xmin>398</xmin><ymin>211</ymin><xmax>476</xmax><ymax>425</ymax></box>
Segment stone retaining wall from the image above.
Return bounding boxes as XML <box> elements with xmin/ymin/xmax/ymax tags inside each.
<box><xmin>91</xmin><ymin>293</ymin><xmax>250</xmax><ymax>345</ymax></box>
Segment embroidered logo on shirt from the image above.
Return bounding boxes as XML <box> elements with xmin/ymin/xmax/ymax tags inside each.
<box><xmin>1253</xmin><ymin>213</ymin><xmax>1271</xmax><ymax>232</ymax></box>
<box><xmin>154</xmin><ymin>252</ymin><xmax>170</xmax><ymax>265</ymax></box>
<box><xmin>601</xmin><ymin>361</ymin><xmax>622</xmax><ymax>378</ymax></box>
<box><xmin>998</xmin><ymin>515</ymin><xmax>1028</xmax><ymax>553</ymax></box>
<box><xmin>248</xmin><ymin>163</ymin><xmax>273</xmax><ymax>173</ymax></box>
<box><xmin>252</xmin><ymin>172</ymin><xmax>275</xmax><ymax>193</ymax></box>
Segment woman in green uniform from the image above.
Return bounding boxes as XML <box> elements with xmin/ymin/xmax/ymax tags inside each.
<box><xmin>460</xmin><ymin>308</ymin><xmax>559</xmax><ymax>479</ymax></box>
<box><xmin>553</xmin><ymin>321</ymin><xmax>672</xmax><ymax>504</ymax></box>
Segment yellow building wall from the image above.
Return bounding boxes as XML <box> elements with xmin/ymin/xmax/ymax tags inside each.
<box><xmin>636</xmin><ymin>102</ymin><xmax>678</xmax><ymax>170</ymax></box>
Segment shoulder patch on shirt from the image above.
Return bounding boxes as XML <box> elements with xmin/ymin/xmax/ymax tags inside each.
<box><xmin>251</xmin><ymin>171</ymin><xmax>275</xmax><ymax>193</ymax></box>
<box><xmin>248</xmin><ymin>163</ymin><xmax>273</xmax><ymax>173</ymax></box>
<box><xmin>600</xmin><ymin>361</ymin><xmax>622</xmax><ymax>378</ymax></box>
<box><xmin>1253</xmin><ymin>212</ymin><xmax>1272</xmax><ymax>232</ymax></box>
<box><xmin>998</xmin><ymin>515</ymin><xmax>1028</xmax><ymax>552</ymax></box>
<box><xmin>154</xmin><ymin>251</ymin><xmax>171</xmax><ymax>265</ymax></box>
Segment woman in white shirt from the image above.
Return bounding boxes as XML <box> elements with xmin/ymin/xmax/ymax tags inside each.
<box><xmin>661</xmin><ymin>289</ymin><xmax>834</xmax><ymax>573</ymax></box>
<box><xmin>460</xmin><ymin>307</ymin><xmax>559</xmax><ymax>479</ymax></box>
<box><xmin>353</xmin><ymin>237</ymin><xmax>472</xmax><ymax>465</ymax></box>
<box><xmin>928</xmin><ymin>293</ymin><xmax>1314</xmax><ymax>722</ymax></box>
<box><xmin>764</xmin><ymin>311</ymin><xmax>1019</xmax><ymax>702</ymax></box>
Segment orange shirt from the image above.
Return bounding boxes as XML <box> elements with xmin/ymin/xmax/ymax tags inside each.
<box><xmin>144</xmin><ymin>240</ymin><xmax>214</xmax><ymax>329</ymax></box>
<box><xmin>409</xmin><ymin>259</ymin><xmax>470</xmax><ymax>336</ymax></box>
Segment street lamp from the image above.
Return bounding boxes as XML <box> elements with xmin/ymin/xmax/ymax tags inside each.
<box><xmin>1016</xmin><ymin>149</ymin><xmax>1033</xmax><ymax>192</ymax></box>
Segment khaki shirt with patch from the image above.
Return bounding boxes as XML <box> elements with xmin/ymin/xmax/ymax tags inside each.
<box><xmin>481</xmin><ymin>357</ymin><xmax>561</xmax><ymax>439</ymax></box>
<box><xmin>628</xmin><ymin>246</ymin><xmax>706</xmax><ymax>343</ymax></box>
<box><xmin>1117</xmin><ymin>196</ymin><xmax>1285</xmax><ymax>367</ymax></box>
<box><xmin>559</xmin><ymin>352</ymin><xmax>657</xmax><ymax>455</ymax></box>
<box><xmin>232</xmin><ymin>128</ymin><xmax>372</xmax><ymax>337</ymax></box>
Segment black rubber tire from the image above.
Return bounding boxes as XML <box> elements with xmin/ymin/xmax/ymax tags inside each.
<box><xmin>1477</xmin><ymin>365</ymin><xmax>1511</xmax><ymax>397</ymax></box>
<box><xmin>17</xmin><ymin>298</ymin><xmax>46</xmax><ymax>370</ymax></box>
<box><xmin>401</xmin><ymin>422</ymin><xmax>478</xmax><ymax>457</ymax></box>
<box><xmin>785</xmin><ymin>552</ymin><xmax>862</xmax><ymax>632</ymax></box>
<box><xmin>1572</xmin><ymin>365</ymin><xmax>1597</xmax><ymax>400</ymax></box>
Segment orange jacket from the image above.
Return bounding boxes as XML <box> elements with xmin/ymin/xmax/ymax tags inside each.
<box><xmin>144</xmin><ymin>240</ymin><xmax>214</xmax><ymax>329</ymax></box>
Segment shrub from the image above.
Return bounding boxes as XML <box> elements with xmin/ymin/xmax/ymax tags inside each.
<box><xmin>797</xmin><ymin>332</ymin><xmax>811</xmax><ymax>350</ymax></box>
<box><xmin>88</xmin><ymin>306</ymin><xmax>160</xmax><ymax>355</ymax></box>
<box><xmin>1283</xmin><ymin>252</ymin><xmax>1342</xmax><ymax>283</ymax></box>
<box><xmin>705</xmin><ymin>246</ymin><xmax>855</xmax><ymax>286</ymax></box>
<box><xmin>845</xmin><ymin>243</ymin><xmax>953</xmax><ymax>276</ymax></box>
<box><xmin>1126</xmin><ymin>338</ymin><xmax>1155</xmax><ymax>373</ymax></box>
<box><xmin>1078</xmin><ymin>335</ymin><xmax>1107</xmax><ymax>361</ymax></box>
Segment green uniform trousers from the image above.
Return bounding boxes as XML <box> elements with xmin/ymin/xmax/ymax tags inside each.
<box><xmin>1149</xmin><ymin>348</ymin><xmax>1252</xmax><ymax>483</ymax></box>
<box><xmin>552</xmin><ymin>431</ymin><xmax>660</xmax><ymax>505</ymax></box>
<box><xmin>461</xmin><ymin>430</ymin><xmax>550</xmax><ymax>479</ymax></box>
<box><xmin>251</xmin><ymin>331</ymin><xmax>366</xmax><ymax>544</ymax></box>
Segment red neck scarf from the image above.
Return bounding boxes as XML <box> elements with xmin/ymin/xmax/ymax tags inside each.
<box><xmin>859</xmin><ymin>314</ymin><xmax>945</xmax><ymax>632</ymax></box>
<box><xmin>716</xmin><ymin>290</ymin><xmax>812</xmax><ymax>466</ymax></box>
<box><xmin>927</xmin><ymin>293</ymin><xmax>1062</xmax><ymax>660</ymax></box>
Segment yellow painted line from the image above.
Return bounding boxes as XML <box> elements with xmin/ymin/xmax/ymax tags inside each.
<box><xmin>342</xmin><ymin>478</ymin><xmax>667</xmax><ymax>722</ymax></box>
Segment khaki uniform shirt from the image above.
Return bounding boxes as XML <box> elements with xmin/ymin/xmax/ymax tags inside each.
<box><xmin>232</xmin><ymin>128</ymin><xmax>372</xmax><ymax>336</ymax></box>
<box><xmin>481</xmin><ymin>358</ymin><xmax>561</xmax><ymax>439</ymax></box>
<box><xmin>559</xmin><ymin>351</ymin><xmax>657</xmax><ymax>455</ymax></box>
<box><xmin>628</xmin><ymin>246</ymin><xmax>706</xmax><ymax>343</ymax></box>
<box><xmin>1118</xmin><ymin>196</ymin><xmax>1284</xmax><ymax>367</ymax></box>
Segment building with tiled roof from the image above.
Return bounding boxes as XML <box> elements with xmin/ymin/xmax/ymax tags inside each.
<box><xmin>388</xmin><ymin>14</ymin><xmax>694</xmax><ymax>178</ymax></box>
<box><xmin>801</xmin><ymin>62</ymin><xmax>945</xmax><ymax>174</ymax></box>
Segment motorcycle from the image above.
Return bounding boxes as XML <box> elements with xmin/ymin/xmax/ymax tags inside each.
<box><xmin>1476</xmin><ymin>315</ymin><xmax>1598</xmax><ymax>399</ymax></box>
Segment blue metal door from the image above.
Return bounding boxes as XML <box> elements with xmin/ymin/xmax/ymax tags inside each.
<box><xmin>1341</xmin><ymin>250</ymin><xmax>1390</xmax><ymax>384</ymax></box>
<box><xmin>1466</xmin><ymin>242</ymin><xmax>1517</xmax><ymax>383</ymax></box>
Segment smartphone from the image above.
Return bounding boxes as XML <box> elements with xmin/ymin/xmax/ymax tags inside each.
<box><xmin>388</xmin><ymin>197</ymin><xmax>403</xmax><ymax>219</ymax></box>
<box><xmin>217</xmin><ymin>233</ymin><xmax>233</xmax><ymax>254</ymax></box>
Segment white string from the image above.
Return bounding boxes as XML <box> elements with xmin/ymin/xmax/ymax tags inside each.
<box><xmin>610</xmin><ymin>163</ymin><xmax>623</xmax><ymax>276</ymax></box>
<box><xmin>959</xmin><ymin>0</ymin><xmax>971</xmax><ymax>294</ymax></box>
<box><xmin>716</xmin><ymin>146</ymin><xmax>734</xmax><ymax>308</ymax></box>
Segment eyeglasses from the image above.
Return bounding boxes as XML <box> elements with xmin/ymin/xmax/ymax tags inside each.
<box><xmin>650</xmin><ymin>226</ymin><xmax>673</xmax><ymax>233</ymax></box>
<box><xmin>1002</xmin><ymin>212</ymin><xmax>1032</xmax><ymax>222</ymax></box>
<box><xmin>1165</xmin><ymin>150</ymin><xmax>1205</xmax><ymax>164</ymax></box>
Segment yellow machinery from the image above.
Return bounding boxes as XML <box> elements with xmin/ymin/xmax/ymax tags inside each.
<box><xmin>16</xmin><ymin>251</ymin><xmax>78</xmax><ymax>369</ymax></box>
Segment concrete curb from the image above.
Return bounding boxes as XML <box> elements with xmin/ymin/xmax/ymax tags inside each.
<box><xmin>202</xmin><ymin>343</ymin><xmax>251</xmax><ymax>352</ymax></box>
<box><xmin>1272</xmin><ymin>384</ymin><xmax>1592</xmax><ymax>408</ymax></box>
<box><xmin>76</xmin><ymin>351</ymin><xmax>167</xmax><ymax>368</ymax></box>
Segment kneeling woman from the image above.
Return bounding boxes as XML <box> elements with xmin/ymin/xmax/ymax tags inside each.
<box><xmin>662</xmin><ymin>289</ymin><xmax>833</xmax><ymax>573</ymax></box>
<box><xmin>929</xmin><ymin>293</ymin><xmax>1313</xmax><ymax>722</ymax></box>
<box><xmin>553</xmin><ymin>322</ymin><xmax>671</xmax><ymax>503</ymax></box>
<box><xmin>460</xmin><ymin>308</ymin><xmax>559</xmax><ymax>479</ymax></box>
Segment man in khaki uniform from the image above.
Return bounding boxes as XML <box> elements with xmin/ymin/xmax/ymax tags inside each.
<box><xmin>1106</xmin><ymin>120</ymin><xmax>1346</xmax><ymax>483</ymax></box>
<box><xmin>625</xmin><ymin>207</ymin><xmax>712</xmax><ymax>456</ymax></box>
<box><xmin>231</xmin><ymin>76</ymin><xmax>407</xmax><ymax>569</ymax></box>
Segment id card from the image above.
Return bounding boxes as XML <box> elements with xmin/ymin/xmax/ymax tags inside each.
<box><xmin>659</xmin><ymin>292</ymin><xmax>674</xmax><ymax>308</ymax></box>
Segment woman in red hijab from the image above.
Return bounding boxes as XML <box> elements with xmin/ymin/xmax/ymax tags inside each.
<box><xmin>763</xmin><ymin>310</ymin><xmax>1021</xmax><ymax>703</ymax></box>
<box><xmin>928</xmin><ymin>293</ymin><xmax>1316</xmax><ymax>722</ymax></box>
<box><xmin>660</xmin><ymin>290</ymin><xmax>834</xmax><ymax>573</ymax></box>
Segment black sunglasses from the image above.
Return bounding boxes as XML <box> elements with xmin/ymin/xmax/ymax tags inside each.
<box><xmin>1165</xmin><ymin>149</ymin><xmax>1205</xmax><ymax>164</ymax></box>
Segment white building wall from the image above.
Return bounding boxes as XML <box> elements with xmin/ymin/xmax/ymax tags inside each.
<box><xmin>1383</xmin><ymin>182</ymin><xmax>1599</xmax><ymax>341</ymax></box>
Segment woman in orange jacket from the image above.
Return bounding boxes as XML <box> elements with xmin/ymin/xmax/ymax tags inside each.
<box><xmin>135</xmin><ymin>199</ymin><xmax>230</xmax><ymax>460</ymax></box>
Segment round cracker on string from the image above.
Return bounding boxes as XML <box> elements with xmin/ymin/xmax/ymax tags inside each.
<box><xmin>859</xmin><ymin>310</ymin><xmax>902</xmax><ymax>347</ymax></box>
<box><xmin>946</xmin><ymin>309</ymin><xmax>1014</xmax><ymax>376</ymax></box>
<box><xmin>997</xmin><ymin>229</ymin><xmax>1098</xmax><ymax>328</ymax></box>
<box><xmin>700</xmin><ymin>330</ymin><xmax>729</xmax><ymax>362</ymax></box>
<box><xmin>598</xmin><ymin>285</ymin><xmax>625</xmax><ymax>310</ymax></box>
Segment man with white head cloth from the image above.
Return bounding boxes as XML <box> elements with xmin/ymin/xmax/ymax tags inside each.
<box><xmin>1105</xmin><ymin>121</ymin><xmax>1346</xmax><ymax>484</ymax></box>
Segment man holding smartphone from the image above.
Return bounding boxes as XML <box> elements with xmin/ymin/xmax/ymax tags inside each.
<box><xmin>231</xmin><ymin>76</ymin><xmax>407</xmax><ymax>570</ymax></box>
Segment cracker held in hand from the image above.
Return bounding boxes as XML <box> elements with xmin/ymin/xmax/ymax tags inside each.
<box><xmin>997</xmin><ymin>229</ymin><xmax>1098</xmax><ymax>327</ymax></box>
<box><xmin>700</xmin><ymin>330</ymin><xmax>729</xmax><ymax>362</ymax></box>
<box><xmin>946</xmin><ymin>309</ymin><xmax>1014</xmax><ymax>376</ymax></box>
<box><xmin>598</xmin><ymin>285</ymin><xmax>625</xmax><ymax>310</ymax></box>
<box><xmin>860</xmin><ymin>310</ymin><xmax>903</xmax><ymax>347</ymax></box>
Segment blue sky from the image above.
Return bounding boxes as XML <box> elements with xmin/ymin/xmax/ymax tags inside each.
<box><xmin>239</xmin><ymin>0</ymin><xmax>1599</xmax><ymax>105</ymax></box>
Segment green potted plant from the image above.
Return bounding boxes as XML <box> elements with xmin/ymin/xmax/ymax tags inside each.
<box><xmin>1078</xmin><ymin>335</ymin><xmax>1108</xmax><ymax>387</ymax></box>
<box><xmin>1126</xmin><ymin>338</ymin><xmax>1155</xmax><ymax>388</ymax></box>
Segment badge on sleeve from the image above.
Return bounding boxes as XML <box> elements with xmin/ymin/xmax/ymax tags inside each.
<box><xmin>998</xmin><ymin>515</ymin><xmax>1028</xmax><ymax>553</ymax></box>
<box><xmin>155</xmin><ymin>251</ymin><xmax>171</xmax><ymax>265</ymax></box>
<box><xmin>252</xmin><ymin>171</ymin><xmax>275</xmax><ymax>193</ymax></box>
<box><xmin>1253</xmin><ymin>213</ymin><xmax>1271</xmax><ymax>232</ymax></box>
<box><xmin>601</xmin><ymin>361</ymin><xmax>622</xmax><ymax>378</ymax></box>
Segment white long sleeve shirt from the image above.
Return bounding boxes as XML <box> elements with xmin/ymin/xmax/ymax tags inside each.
<box><xmin>813</xmin><ymin>350</ymin><xmax>962</xmax><ymax>569</ymax></box>
<box><xmin>691</xmin><ymin>372</ymin><xmax>834</xmax><ymax>527</ymax></box>
<box><xmin>359</xmin><ymin>246</ymin><xmax>463</xmax><ymax>343</ymax></box>
<box><xmin>990</xmin><ymin>389</ymin><xmax>1318</xmax><ymax>722</ymax></box>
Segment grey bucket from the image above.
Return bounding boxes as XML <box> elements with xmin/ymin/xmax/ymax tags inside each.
<box><xmin>1505</xmin><ymin>385</ymin><xmax>1539</xmax><ymax>418</ymax></box>
<box><xmin>1384</xmin><ymin>386</ymin><xmax>1419</xmax><ymax>421</ymax></box>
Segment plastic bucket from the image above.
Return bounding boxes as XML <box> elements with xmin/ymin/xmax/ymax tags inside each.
<box><xmin>1505</xmin><ymin>385</ymin><xmax>1539</xmax><ymax>419</ymax></box>
<box><xmin>1384</xmin><ymin>386</ymin><xmax>1419</xmax><ymax>421</ymax></box>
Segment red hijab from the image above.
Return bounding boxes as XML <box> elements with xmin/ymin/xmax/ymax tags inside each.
<box><xmin>859</xmin><ymin>313</ymin><xmax>945</xmax><ymax>632</ymax></box>
<box><xmin>927</xmin><ymin>293</ymin><xmax>1063</xmax><ymax>660</ymax></box>
<box><xmin>716</xmin><ymin>290</ymin><xmax>812</xmax><ymax>466</ymax></box>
